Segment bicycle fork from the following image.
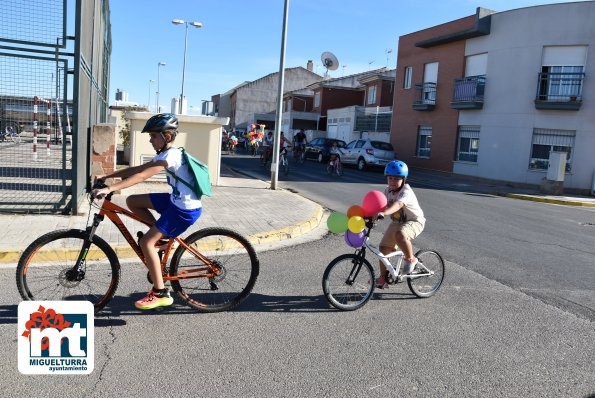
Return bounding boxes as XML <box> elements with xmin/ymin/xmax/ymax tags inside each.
<box><xmin>68</xmin><ymin>213</ymin><xmax>104</xmax><ymax>281</ymax></box>
<box><xmin>346</xmin><ymin>248</ymin><xmax>367</xmax><ymax>285</ymax></box>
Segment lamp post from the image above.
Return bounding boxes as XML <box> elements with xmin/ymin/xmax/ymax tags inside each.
<box><xmin>147</xmin><ymin>79</ymin><xmax>155</xmax><ymax>111</ymax></box>
<box><xmin>156</xmin><ymin>62</ymin><xmax>166</xmax><ymax>112</ymax></box>
<box><xmin>172</xmin><ymin>19</ymin><xmax>203</xmax><ymax>115</ymax></box>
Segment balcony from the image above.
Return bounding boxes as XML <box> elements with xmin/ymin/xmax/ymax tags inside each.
<box><xmin>450</xmin><ymin>75</ymin><xmax>485</xmax><ymax>109</ymax></box>
<box><xmin>534</xmin><ymin>72</ymin><xmax>584</xmax><ymax>110</ymax></box>
<box><xmin>413</xmin><ymin>82</ymin><xmax>436</xmax><ymax>111</ymax></box>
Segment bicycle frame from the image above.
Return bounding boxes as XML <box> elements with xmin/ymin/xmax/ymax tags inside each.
<box><xmin>84</xmin><ymin>195</ymin><xmax>218</xmax><ymax>281</ymax></box>
<box><xmin>360</xmin><ymin>228</ymin><xmax>433</xmax><ymax>281</ymax></box>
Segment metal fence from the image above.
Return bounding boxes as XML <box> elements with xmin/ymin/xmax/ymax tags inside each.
<box><xmin>0</xmin><ymin>0</ymin><xmax>111</xmax><ymax>213</ymax></box>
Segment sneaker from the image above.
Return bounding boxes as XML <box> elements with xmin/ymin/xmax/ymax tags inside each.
<box><xmin>402</xmin><ymin>258</ymin><xmax>419</xmax><ymax>274</ymax></box>
<box><xmin>375</xmin><ymin>277</ymin><xmax>388</xmax><ymax>289</ymax></box>
<box><xmin>134</xmin><ymin>289</ymin><xmax>174</xmax><ymax>310</ymax></box>
<box><xmin>155</xmin><ymin>238</ymin><xmax>178</xmax><ymax>251</ymax></box>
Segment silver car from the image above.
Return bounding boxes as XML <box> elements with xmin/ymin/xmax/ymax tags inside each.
<box><xmin>341</xmin><ymin>139</ymin><xmax>396</xmax><ymax>170</ymax></box>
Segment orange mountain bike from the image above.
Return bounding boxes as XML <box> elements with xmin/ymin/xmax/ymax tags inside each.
<box><xmin>16</xmin><ymin>180</ymin><xmax>260</xmax><ymax>313</ymax></box>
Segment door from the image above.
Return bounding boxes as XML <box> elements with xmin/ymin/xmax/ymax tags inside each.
<box><xmin>343</xmin><ymin>140</ymin><xmax>357</xmax><ymax>163</ymax></box>
<box><xmin>327</xmin><ymin>124</ymin><xmax>338</xmax><ymax>139</ymax></box>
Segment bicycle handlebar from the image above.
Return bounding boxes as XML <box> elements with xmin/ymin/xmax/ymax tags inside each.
<box><xmin>90</xmin><ymin>179</ymin><xmax>108</xmax><ymax>201</ymax></box>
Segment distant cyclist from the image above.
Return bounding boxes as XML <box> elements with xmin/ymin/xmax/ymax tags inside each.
<box><xmin>293</xmin><ymin>129</ymin><xmax>307</xmax><ymax>159</ymax></box>
<box><xmin>261</xmin><ymin>131</ymin><xmax>274</xmax><ymax>164</ymax></box>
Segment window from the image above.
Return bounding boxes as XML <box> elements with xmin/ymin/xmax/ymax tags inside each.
<box><xmin>355</xmin><ymin>140</ymin><xmax>365</xmax><ymax>149</ymax></box>
<box><xmin>346</xmin><ymin>140</ymin><xmax>356</xmax><ymax>149</ymax></box>
<box><xmin>456</xmin><ymin>126</ymin><xmax>480</xmax><ymax>162</ymax></box>
<box><xmin>529</xmin><ymin>128</ymin><xmax>575</xmax><ymax>172</ymax></box>
<box><xmin>404</xmin><ymin>66</ymin><xmax>412</xmax><ymax>89</ymax></box>
<box><xmin>367</xmin><ymin>86</ymin><xmax>377</xmax><ymax>105</ymax></box>
<box><xmin>371</xmin><ymin>141</ymin><xmax>394</xmax><ymax>151</ymax></box>
<box><xmin>539</xmin><ymin>65</ymin><xmax>584</xmax><ymax>101</ymax></box>
<box><xmin>416</xmin><ymin>126</ymin><xmax>432</xmax><ymax>158</ymax></box>
<box><xmin>314</xmin><ymin>92</ymin><xmax>320</xmax><ymax>108</ymax></box>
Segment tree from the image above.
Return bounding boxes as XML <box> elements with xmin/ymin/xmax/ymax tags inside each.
<box><xmin>119</xmin><ymin>106</ymin><xmax>148</xmax><ymax>146</ymax></box>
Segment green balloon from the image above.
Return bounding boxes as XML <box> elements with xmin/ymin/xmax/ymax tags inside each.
<box><xmin>327</xmin><ymin>212</ymin><xmax>349</xmax><ymax>234</ymax></box>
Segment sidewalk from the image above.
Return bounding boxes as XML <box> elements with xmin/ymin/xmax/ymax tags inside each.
<box><xmin>409</xmin><ymin>168</ymin><xmax>595</xmax><ymax>208</ymax></box>
<box><xmin>0</xmin><ymin>169</ymin><xmax>326</xmax><ymax>263</ymax></box>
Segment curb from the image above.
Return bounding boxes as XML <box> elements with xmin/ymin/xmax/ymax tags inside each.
<box><xmin>493</xmin><ymin>192</ymin><xmax>595</xmax><ymax>208</ymax></box>
<box><xmin>248</xmin><ymin>204</ymin><xmax>325</xmax><ymax>245</ymax></box>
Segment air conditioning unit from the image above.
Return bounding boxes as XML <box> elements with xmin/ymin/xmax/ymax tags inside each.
<box><xmin>546</xmin><ymin>152</ymin><xmax>566</xmax><ymax>182</ymax></box>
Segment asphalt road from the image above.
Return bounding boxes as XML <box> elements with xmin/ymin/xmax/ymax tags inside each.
<box><xmin>224</xmin><ymin>150</ymin><xmax>595</xmax><ymax>322</ymax></box>
<box><xmin>1</xmin><ymin>234</ymin><xmax>594</xmax><ymax>397</ymax></box>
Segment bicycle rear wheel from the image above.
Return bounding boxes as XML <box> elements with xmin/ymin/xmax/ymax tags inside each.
<box><xmin>322</xmin><ymin>254</ymin><xmax>375</xmax><ymax>311</ymax></box>
<box><xmin>16</xmin><ymin>229</ymin><xmax>121</xmax><ymax>313</ymax></box>
<box><xmin>169</xmin><ymin>227</ymin><xmax>259</xmax><ymax>312</ymax></box>
<box><xmin>407</xmin><ymin>250</ymin><xmax>445</xmax><ymax>298</ymax></box>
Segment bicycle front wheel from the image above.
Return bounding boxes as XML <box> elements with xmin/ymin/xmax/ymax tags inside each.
<box><xmin>16</xmin><ymin>229</ymin><xmax>121</xmax><ymax>313</ymax></box>
<box><xmin>322</xmin><ymin>254</ymin><xmax>375</xmax><ymax>311</ymax></box>
<box><xmin>169</xmin><ymin>227</ymin><xmax>259</xmax><ymax>312</ymax></box>
<box><xmin>407</xmin><ymin>250</ymin><xmax>445</xmax><ymax>298</ymax></box>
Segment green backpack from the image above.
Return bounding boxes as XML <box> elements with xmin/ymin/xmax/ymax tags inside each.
<box><xmin>165</xmin><ymin>147</ymin><xmax>212</xmax><ymax>199</ymax></box>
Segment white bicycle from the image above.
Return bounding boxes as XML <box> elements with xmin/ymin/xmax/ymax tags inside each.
<box><xmin>322</xmin><ymin>216</ymin><xmax>445</xmax><ymax>311</ymax></box>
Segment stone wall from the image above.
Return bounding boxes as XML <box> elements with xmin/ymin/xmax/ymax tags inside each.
<box><xmin>92</xmin><ymin>123</ymin><xmax>117</xmax><ymax>177</ymax></box>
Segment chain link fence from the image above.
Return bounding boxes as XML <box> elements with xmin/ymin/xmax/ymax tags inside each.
<box><xmin>0</xmin><ymin>0</ymin><xmax>110</xmax><ymax>213</ymax></box>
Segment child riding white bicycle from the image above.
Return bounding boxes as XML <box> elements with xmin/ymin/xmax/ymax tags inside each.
<box><xmin>374</xmin><ymin>160</ymin><xmax>425</xmax><ymax>288</ymax></box>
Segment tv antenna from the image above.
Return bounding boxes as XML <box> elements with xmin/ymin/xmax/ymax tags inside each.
<box><xmin>321</xmin><ymin>51</ymin><xmax>339</xmax><ymax>78</ymax></box>
<box><xmin>385</xmin><ymin>48</ymin><xmax>393</xmax><ymax>66</ymax></box>
<box><xmin>368</xmin><ymin>60</ymin><xmax>375</xmax><ymax>70</ymax></box>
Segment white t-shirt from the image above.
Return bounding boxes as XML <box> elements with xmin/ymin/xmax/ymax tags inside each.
<box><xmin>384</xmin><ymin>184</ymin><xmax>425</xmax><ymax>227</ymax></box>
<box><xmin>153</xmin><ymin>147</ymin><xmax>202</xmax><ymax>210</ymax></box>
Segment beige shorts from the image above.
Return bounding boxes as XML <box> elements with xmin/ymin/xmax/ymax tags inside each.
<box><xmin>379</xmin><ymin>221</ymin><xmax>424</xmax><ymax>249</ymax></box>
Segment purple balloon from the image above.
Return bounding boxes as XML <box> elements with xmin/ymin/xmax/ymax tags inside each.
<box><xmin>344</xmin><ymin>230</ymin><xmax>366</xmax><ymax>248</ymax></box>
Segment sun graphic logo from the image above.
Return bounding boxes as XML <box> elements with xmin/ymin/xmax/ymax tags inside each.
<box><xmin>18</xmin><ymin>301</ymin><xmax>94</xmax><ymax>374</ymax></box>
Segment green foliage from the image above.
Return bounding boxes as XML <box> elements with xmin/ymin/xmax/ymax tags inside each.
<box><xmin>119</xmin><ymin>106</ymin><xmax>148</xmax><ymax>146</ymax></box>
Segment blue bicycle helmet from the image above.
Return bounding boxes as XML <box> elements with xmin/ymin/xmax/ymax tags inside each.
<box><xmin>384</xmin><ymin>160</ymin><xmax>408</xmax><ymax>177</ymax></box>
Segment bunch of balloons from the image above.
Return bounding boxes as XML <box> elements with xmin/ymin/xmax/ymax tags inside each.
<box><xmin>326</xmin><ymin>190</ymin><xmax>387</xmax><ymax>248</ymax></box>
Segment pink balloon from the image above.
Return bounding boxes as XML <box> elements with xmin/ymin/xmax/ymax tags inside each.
<box><xmin>344</xmin><ymin>230</ymin><xmax>366</xmax><ymax>248</ymax></box>
<box><xmin>362</xmin><ymin>190</ymin><xmax>388</xmax><ymax>217</ymax></box>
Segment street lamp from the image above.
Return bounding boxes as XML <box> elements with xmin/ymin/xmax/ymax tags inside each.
<box><xmin>172</xmin><ymin>19</ymin><xmax>203</xmax><ymax>115</ymax></box>
<box><xmin>148</xmin><ymin>79</ymin><xmax>155</xmax><ymax>111</ymax></box>
<box><xmin>156</xmin><ymin>62</ymin><xmax>166</xmax><ymax>112</ymax></box>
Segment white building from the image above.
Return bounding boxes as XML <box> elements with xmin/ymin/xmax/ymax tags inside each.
<box><xmin>453</xmin><ymin>1</ymin><xmax>595</xmax><ymax>192</ymax></box>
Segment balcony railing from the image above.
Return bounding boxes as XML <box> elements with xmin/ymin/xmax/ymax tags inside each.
<box><xmin>450</xmin><ymin>75</ymin><xmax>485</xmax><ymax>109</ymax></box>
<box><xmin>534</xmin><ymin>72</ymin><xmax>584</xmax><ymax>110</ymax></box>
<box><xmin>413</xmin><ymin>82</ymin><xmax>437</xmax><ymax>111</ymax></box>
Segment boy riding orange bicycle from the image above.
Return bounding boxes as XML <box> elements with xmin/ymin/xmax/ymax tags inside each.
<box><xmin>93</xmin><ymin>113</ymin><xmax>202</xmax><ymax>310</ymax></box>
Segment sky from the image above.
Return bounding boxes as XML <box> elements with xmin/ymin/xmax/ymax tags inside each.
<box><xmin>108</xmin><ymin>0</ymin><xmax>581</xmax><ymax>113</ymax></box>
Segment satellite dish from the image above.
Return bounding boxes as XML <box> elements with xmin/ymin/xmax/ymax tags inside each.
<box><xmin>321</xmin><ymin>51</ymin><xmax>339</xmax><ymax>77</ymax></box>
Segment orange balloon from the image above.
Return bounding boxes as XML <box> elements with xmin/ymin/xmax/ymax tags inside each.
<box><xmin>347</xmin><ymin>205</ymin><xmax>365</xmax><ymax>219</ymax></box>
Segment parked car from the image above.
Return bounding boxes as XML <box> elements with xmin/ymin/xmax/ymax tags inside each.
<box><xmin>304</xmin><ymin>137</ymin><xmax>347</xmax><ymax>163</ymax></box>
<box><xmin>341</xmin><ymin>139</ymin><xmax>396</xmax><ymax>170</ymax></box>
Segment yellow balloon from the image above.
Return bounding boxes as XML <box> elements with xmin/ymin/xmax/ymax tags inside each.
<box><xmin>348</xmin><ymin>216</ymin><xmax>365</xmax><ymax>233</ymax></box>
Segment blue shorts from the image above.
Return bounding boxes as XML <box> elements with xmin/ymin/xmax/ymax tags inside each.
<box><xmin>149</xmin><ymin>193</ymin><xmax>202</xmax><ymax>238</ymax></box>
